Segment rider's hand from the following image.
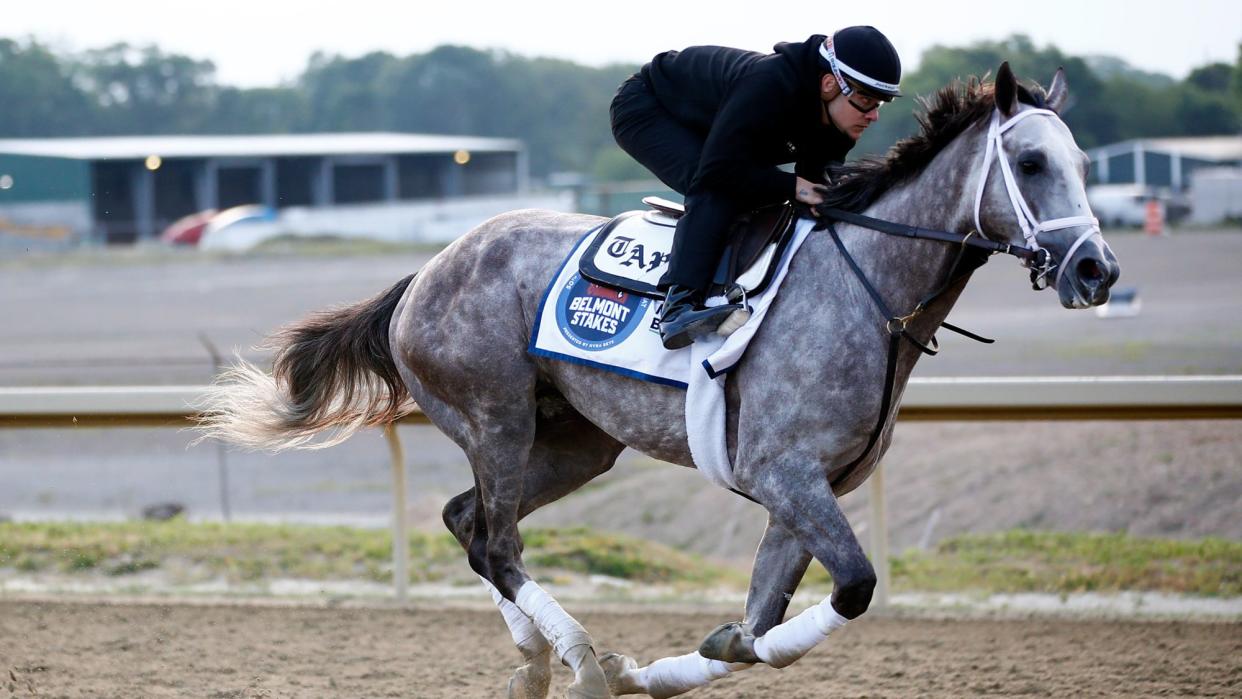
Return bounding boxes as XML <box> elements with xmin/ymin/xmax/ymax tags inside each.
<box><xmin>795</xmin><ymin>176</ymin><xmax>826</xmax><ymax>206</ymax></box>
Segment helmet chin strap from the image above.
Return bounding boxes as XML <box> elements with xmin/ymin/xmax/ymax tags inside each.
<box><xmin>972</xmin><ymin>108</ymin><xmax>1101</xmax><ymax>290</ymax></box>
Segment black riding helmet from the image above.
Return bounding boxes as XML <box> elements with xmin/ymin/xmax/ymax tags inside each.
<box><xmin>818</xmin><ymin>26</ymin><xmax>902</xmax><ymax>101</ymax></box>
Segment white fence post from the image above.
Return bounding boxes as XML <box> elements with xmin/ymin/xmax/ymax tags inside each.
<box><xmin>868</xmin><ymin>463</ymin><xmax>890</xmax><ymax>610</ymax></box>
<box><xmin>384</xmin><ymin>423</ymin><xmax>409</xmax><ymax>602</ymax></box>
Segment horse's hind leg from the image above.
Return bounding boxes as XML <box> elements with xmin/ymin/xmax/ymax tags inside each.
<box><xmin>443</xmin><ymin>488</ymin><xmax>554</xmax><ymax>699</ymax></box>
<box><xmin>443</xmin><ymin>405</ymin><xmax>624</xmax><ymax>699</ymax></box>
<box><xmin>391</xmin><ymin>219</ymin><xmax>612</xmax><ymax>697</ymax></box>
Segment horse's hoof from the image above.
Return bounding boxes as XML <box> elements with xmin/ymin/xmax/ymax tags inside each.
<box><xmin>565</xmin><ymin>653</ymin><xmax>612</xmax><ymax>699</ymax></box>
<box><xmin>699</xmin><ymin>621</ymin><xmax>761</xmax><ymax>664</ymax></box>
<box><xmin>508</xmin><ymin>660</ymin><xmax>552</xmax><ymax>699</ymax></box>
<box><xmin>599</xmin><ymin>652</ymin><xmax>641</xmax><ymax>696</ymax></box>
<box><xmin>565</xmin><ymin>686</ymin><xmax>611</xmax><ymax>699</ymax></box>
<box><xmin>565</xmin><ymin>677</ymin><xmax>612</xmax><ymax>699</ymax></box>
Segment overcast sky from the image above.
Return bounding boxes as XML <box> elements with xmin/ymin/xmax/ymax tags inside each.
<box><xmin>8</xmin><ymin>0</ymin><xmax>1240</xmax><ymax>87</ymax></box>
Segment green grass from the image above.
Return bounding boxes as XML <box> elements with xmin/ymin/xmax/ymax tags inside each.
<box><xmin>0</xmin><ymin>520</ymin><xmax>732</xmax><ymax>587</ymax></box>
<box><xmin>1</xmin><ymin>523</ymin><xmax>1238</xmax><ymax>596</ymax></box>
<box><xmin>803</xmin><ymin>530</ymin><xmax>1242</xmax><ymax>596</ymax></box>
<box><xmin>0</xmin><ymin>520</ymin><xmax>458</xmax><ymax>583</ymax></box>
<box><xmin>521</xmin><ymin>527</ymin><xmax>737</xmax><ymax>585</ymax></box>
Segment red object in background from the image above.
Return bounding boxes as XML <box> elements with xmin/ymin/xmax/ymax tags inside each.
<box><xmin>1144</xmin><ymin>200</ymin><xmax>1165</xmax><ymax>236</ymax></box>
<box><xmin>160</xmin><ymin>209</ymin><xmax>218</xmax><ymax>246</ymax></box>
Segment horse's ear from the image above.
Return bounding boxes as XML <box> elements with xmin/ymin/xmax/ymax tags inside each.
<box><xmin>995</xmin><ymin>61</ymin><xmax>1018</xmax><ymax>117</ymax></box>
<box><xmin>1046</xmin><ymin>67</ymin><xmax>1069</xmax><ymax>113</ymax></box>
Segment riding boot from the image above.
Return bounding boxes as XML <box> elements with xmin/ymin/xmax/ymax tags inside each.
<box><xmin>657</xmin><ymin>285</ymin><xmax>743</xmax><ymax>350</ymax></box>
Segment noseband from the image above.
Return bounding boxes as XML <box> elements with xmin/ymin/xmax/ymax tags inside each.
<box><xmin>971</xmin><ymin>108</ymin><xmax>1101</xmax><ymax>290</ymax></box>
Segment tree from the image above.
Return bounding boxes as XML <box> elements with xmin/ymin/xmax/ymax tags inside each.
<box><xmin>1187</xmin><ymin>63</ymin><xmax>1234</xmax><ymax>93</ymax></box>
<box><xmin>1233</xmin><ymin>43</ymin><xmax>1242</xmax><ymax>116</ymax></box>
<box><xmin>299</xmin><ymin>50</ymin><xmax>399</xmax><ymax>131</ymax></box>
<box><xmin>0</xmin><ymin>38</ymin><xmax>94</xmax><ymax>136</ymax></box>
<box><xmin>384</xmin><ymin>46</ymin><xmax>513</xmax><ymax>135</ymax></box>
<box><xmin>2</xmin><ymin>34</ymin><xmax>1238</xmax><ymax>178</ymax></box>
<box><xmin>856</xmin><ymin>35</ymin><xmax>1110</xmax><ymax>153</ymax></box>
<box><xmin>72</xmin><ymin>43</ymin><xmax>218</xmax><ymax>134</ymax></box>
<box><xmin>206</xmin><ymin>87</ymin><xmax>308</xmax><ymax>134</ymax></box>
<box><xmin>1174</xmin><ymin>86</ymin><xmax>1240</xmax><ymax>135</ymax></box>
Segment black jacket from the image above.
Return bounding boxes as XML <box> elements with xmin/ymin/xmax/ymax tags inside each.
<box><xmin>640</xmin><ymin>35</ymin><xmax>856</xmax><ymax>206</ymax></box>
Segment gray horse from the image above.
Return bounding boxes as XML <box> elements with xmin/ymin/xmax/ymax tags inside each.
<box><xmin>198</xmin><ymin>63</ymin><xmax>1118</xmax><ymax>698</ymax></box>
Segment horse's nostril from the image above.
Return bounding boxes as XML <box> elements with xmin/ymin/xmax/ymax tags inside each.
<box><xmin>1077</xmin><ymin>257</ymin><xmax>1106</xmax><ymax>284</ymax></box>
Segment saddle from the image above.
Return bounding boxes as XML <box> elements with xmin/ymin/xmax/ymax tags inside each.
<box><xmin>579</xmin><ymin>197</ymin><xmax>798</xmax><ymax>301</ymax></box>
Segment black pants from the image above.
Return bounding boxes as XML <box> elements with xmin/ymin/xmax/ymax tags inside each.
<box><xmin>610</xmin><ymin>75</ymin><xmax>741</xmax><ymax>292</ymax></box>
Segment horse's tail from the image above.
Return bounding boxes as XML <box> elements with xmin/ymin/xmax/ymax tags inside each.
<box><xmin>195</xmin><ymin>273</ymin><xmax>417</xmax><ymax>451</ymax></box>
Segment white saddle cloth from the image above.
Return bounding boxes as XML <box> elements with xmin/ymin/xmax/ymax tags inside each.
<box><xmin>528</xmin><ymin>218</ymin><xmax>814</xmax><ymax>491</ymax></box>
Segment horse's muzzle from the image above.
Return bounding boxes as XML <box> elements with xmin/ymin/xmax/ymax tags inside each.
<box><xmin>1058</xmin><ymin>241</ymin><xmax>1120</xmax><ymax>309</ymax></box>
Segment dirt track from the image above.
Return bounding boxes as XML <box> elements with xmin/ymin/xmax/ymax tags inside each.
<box><xmin>2</xmin><ymin>599</ymin><xmax>1238</xmax><ymax>698</ymax></box>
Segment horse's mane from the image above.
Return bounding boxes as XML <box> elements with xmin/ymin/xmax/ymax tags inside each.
<box><xmin>821</xmin><ymin>76</ymin><xmax>1048</xmax><ymax>212</ymax></box>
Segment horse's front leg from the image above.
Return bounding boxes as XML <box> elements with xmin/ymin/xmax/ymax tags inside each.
<box><xmin>601</xmin><ymin>515</ymin><xmax>813</xmax><ymax>698</ymax></box>
<box><xmin>737</xmin><ymin>461</ymin><xmax>875</xmax><ymax>668</ymax></box>
<box><xmin>604</xmin><ymin>464</ymin><xmax>874</xmax><ymax>697</ymax></box>
<box><xmin>698</xmin><ymin>515</ymin><xmax>813</xmax><ymax>663</ymax></box>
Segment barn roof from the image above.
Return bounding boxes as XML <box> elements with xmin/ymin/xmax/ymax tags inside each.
<box><xmin>0</xmin><ymin>132</ymin><xmax>524</xmax><ymax>160</ymax></box>
<box><xmin>1092</xmin><ymin>135</ymin><xmax>1242</xmax><ymax>161</ymax></box>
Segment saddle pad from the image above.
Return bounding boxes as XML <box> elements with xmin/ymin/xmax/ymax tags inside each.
<box><xmin>530</xmin><ymin>217</ymin><xmax>815</xmax><ymax>388</ymax></box>
<box><xmin>530</xmin><ymin>218</ymin><xmax>816</xmax><ymax>492</ymax></box>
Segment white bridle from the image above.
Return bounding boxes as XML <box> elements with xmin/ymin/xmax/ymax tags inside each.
<box><xmin>972</xmin><ymin>107</ymin><xmax>1101</xmax><ymax>289</ymax></box>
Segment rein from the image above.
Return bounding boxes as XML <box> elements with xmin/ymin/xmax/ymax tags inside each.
<box><xmin>812</xmin><ymin>209</ymin><xmax>998</xmax><ymax>351</ymax></box>
<box><xmin>811</xmin><ymin>211</ymin><xmax>994</xmax><ymax>477</ymax></box>
<box><xmin>816</xmin><ymin>206</ymin><xmax>1041</xmax><ymax>263</ymax></box>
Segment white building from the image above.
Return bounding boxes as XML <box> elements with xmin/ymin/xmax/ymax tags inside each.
<box><xmin>0</xmin><ymin>132</ymin><xmax>568</xmax><ymax>248</ymax></box>
<box><xmin>1189</xmin><ymin>167</ymin><xmax>1242</xmax><ymax>224</ymax></box>
<box><xmin>1089</xmin><ymin>135</ymin><xmax>1242</xmax><ymax>192</ymax></box>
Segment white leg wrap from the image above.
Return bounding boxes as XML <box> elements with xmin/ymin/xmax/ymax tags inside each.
<box><xmin>634</xmin><ymin>652</ymin><xmax>752</xmax><ymax>699</ymax></box>
<box><xmin>479</xmin><ymin>576</ymin><xmax>550</xmax><ymax>654</ymax></box>
<box><xmin>514</xmin><ymin>581</ymin><xmax>594</xmax><ymax>662</ymax></box>
<box><xmin>753</xmin><ymin>596</ymin><xmax>848</xmax><ymax>668</ymax></box>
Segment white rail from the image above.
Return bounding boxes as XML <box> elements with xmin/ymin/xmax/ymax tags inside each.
<box><xmin>2</xmin><ymin>376</ymin><xmax>1240</xmax><ymax>603</ymax></box>
<box><xmin>3</xmin><ymin>376</ymin><xmax>1239</xmax><ymax>426</ymax></box>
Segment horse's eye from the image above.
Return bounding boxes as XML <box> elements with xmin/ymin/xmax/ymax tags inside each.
<box><xmin>1019</xmin><ymin>159</ymin><xmax>1042</xmax><ymax>175</ymax></box>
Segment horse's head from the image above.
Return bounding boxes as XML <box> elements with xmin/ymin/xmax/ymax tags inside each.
<box><xmin>973</xmin><ymin>62</ymin><xmax>1120</xmax><ymax>308</ymax></box>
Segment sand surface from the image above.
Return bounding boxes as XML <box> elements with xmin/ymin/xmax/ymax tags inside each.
<box><xmin>2</xmin><ymin>598</ymin><xmax>1239</xmax><ymax>698</ymax></box>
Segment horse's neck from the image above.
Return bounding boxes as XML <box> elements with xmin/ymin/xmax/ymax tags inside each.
<box><xmin>847</xmin><ymin>131</ymin><xmax>984</xmax><ymax>331</ymax></box>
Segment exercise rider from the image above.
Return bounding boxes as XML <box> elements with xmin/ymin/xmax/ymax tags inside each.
<box><xmin>610</xmin><ymin>26</ymin><xmax>903</xmax><ymax>349</ymax></box>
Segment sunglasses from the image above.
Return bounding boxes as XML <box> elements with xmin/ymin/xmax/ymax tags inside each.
<box><xmin>841</xmin><ymin>81</ymin><xmax>888</xmax><ymax>115</ymax></box>
<box><xmin>847</xmin><ymin>98</ymin><xmax>883</xmax><ymax>115</ymax></box>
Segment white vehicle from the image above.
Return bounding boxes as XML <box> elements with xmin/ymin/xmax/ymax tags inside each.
<box><xmin>1087</xmin><ymin>184</ymin><xmax>1153</xmax><ymax>228</ymax></box>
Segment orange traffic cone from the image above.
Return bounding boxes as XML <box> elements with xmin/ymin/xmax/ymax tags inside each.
<box><xmin>1144</xmin><ymin>199</ymin><xmax>1165</xmax><ymax>236</ymax></box>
